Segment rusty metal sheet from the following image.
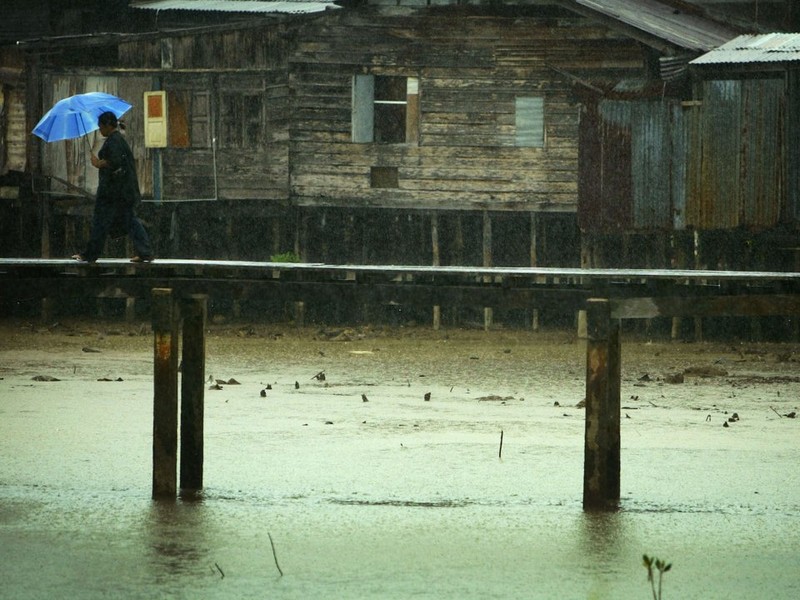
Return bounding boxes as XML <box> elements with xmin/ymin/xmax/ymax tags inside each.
<box><xmin>579</xmin><ymin>97</ymin><xmax>677</xmax><ymax>233</ymax></box>
<box><xmin>685</xmin><ymin>78</ymin><xmax>785</xmax><ymax>230</ymax></box>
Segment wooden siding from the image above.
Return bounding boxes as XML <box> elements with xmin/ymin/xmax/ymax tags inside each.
<box><xmin>115</xmin><ymin>28</ymin><xmax>294</xmax><ymax>203</ymax></box>
<box><xmin>3</xmin><ymin>88</ymin><xmax>27</xmax><ymax>173</ymax></box>
<box><xmin>118</xmin><ymin>26</ymin><xmax>292</xmax><ymax>71</ymax></box>
<box><xmin>37</xmin><ymin>74</ymin><xmax>152</xmax><ymax>198</ymax></box>
<box><xmin>289</xmin><ymin>7</ymin><xmax>647</xmax><ymax>212</ymax></box>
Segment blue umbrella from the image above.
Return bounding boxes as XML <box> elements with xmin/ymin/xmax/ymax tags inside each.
<box><xmin>32</xmin><ymin>92</ymin><xmax>132</xmax><ymax>143</ymax></box>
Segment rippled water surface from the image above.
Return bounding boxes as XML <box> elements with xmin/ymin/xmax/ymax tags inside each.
<box><xmin>2</xmin><ymin>324</ymin><xmax>799</xmax><ymax>599</ymax></box>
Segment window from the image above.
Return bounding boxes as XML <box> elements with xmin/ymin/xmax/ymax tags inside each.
<box><xmin>353</xmin><ymin>75</ymin><xmax>419</xmax><ymax>144</ymax></box>
<box><xmin>220</xmin><ymin>93</ymin><xmax>263</xmax><ymax>148</ymax></box>
<box><xmin>515</xmin><ymin>97</ymin><xmax>545</xmax><ymax>148</ymax></box>
<box><xmin>165</xmin><ymin>90</ymin><xmax>211</xmax><ymax>148</ymax></box>
<box><xmin>370</xmin><ymin>166</ymin><xmax>399</xmax><ymax>188</ymax></box>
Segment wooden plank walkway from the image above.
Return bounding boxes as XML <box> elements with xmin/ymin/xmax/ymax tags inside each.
<box><xmin>2</xmin><ymin>259</ymin><xmax>799</xmax><ymax>315</ymax></box>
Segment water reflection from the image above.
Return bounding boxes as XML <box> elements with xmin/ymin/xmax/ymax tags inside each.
<box><xmin>577</xmin><ymin>510</ymin><xmax>633</xmax><ymax>569</ymax></box>
<box><xmin>144</xmin><ymin>498</ymin><xmax>212</xmax><ymax>581</ymax></box>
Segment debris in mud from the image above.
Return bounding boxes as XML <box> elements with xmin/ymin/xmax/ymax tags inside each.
<box><xmin>31</xmin><ymin>374</ymin><xmax>60</xmax><ymax>381</ymax></box>
<box><xmin>312</xmin><ymin>371</ymin><xmax>326</xmax><ymax>381</ymax></box>
<box><xmin>316</xmin><ymin>327</ymin><xmax>365</xmax><ymax>342</ymax></box>
<box><xmin>97</xmin><ymin>377</ymin><xmax>124</xmax><ymax>382</ymax></box>
<box><xmin>209</xmin><ymin>383</ymin><xmax>223</xmax><ymax>390</ymax></box>
<box><xmin>82</xmin><ymin>346</ymin><xmax>101</xmax><ymax>353</ymax></box>
<box><xmin>638</xmin><ymin>373</ymin><xmax>652</xmax><ymax>382</ymax></box>
<box><xmin>477</xmin><ymin>395</ymin><xmax>516</xmax><ymax>403</ymax></box>
<box><xmin>575</xmin><ymin>398</ymin><xmax>586</xmax><ymax>408</ymax></box>
<box><xmin>684</xmin><ymin>365</ymin><xmax>728</xmax><ymax>377</ymax></box>
<box><xmin>770</xmin><ymin>406</ymin><xmax>797</xmax><ymax>419</ymax></box>
<box><xmin>665</xmin><ymin>372</ymin><xmax>684</xmax><ymax>384</ymax></box>
<box><xmin>727</xmin><ymin>412</ymin><xmax>740</xmax><ymax>423</ymax></box>
<box><xmin>732</xmin><ymin>375</ymin><xmax>800</xmax><ymax>385</ymax></box>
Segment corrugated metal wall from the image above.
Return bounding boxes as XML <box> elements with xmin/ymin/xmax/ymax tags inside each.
<box><xmin>578</xmin><ymin>98</ymin><xmax>676</xmax><ymax>233</ymax></box>
<box><xmin>685</xmin><ymin>78</ymin><xmax>784</xmax><ymax>230</ymax></box>
<box><xmin>580</xmin><ymin>76</ymin><xmax>789</xmax><ymax>234</ymax></box>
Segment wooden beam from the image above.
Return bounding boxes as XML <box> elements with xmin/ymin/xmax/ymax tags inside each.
<box><xmin>152</xmin><ymin>288</ymin><xmax>179</xmax><ymax>499</ymax></box>
<box><xmin>611</xmin><ymin>295</ymin><xmax>800</xmax><ymax>319</ymax></box>
<box><xmin>583</xmin><ymin>298</ymin><xmax>621</xmax><ymax>511</ymax></box>
<box><xmin>180</xmin><ymin>294</ymin><xmax>207</xmax><ymax>495</ymax></box>
<box><xmin>431</xmin><ymin>212</ymin><xmax>441</xmax><ymax>330</ymax></box>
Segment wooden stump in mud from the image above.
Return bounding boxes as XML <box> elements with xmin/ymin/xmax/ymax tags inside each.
<box><xmin>582</xmin><ymin>298</ymin><xmax>621</xmax><ymax>511</ymax></box>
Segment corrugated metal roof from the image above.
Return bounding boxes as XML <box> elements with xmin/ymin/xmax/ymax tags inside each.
<box><xmin>562</xmin><ymin>0</ymin><xmax>738</xmax><ymax>52</ymax></box>
<box><xmin>130</xmin><ymin>1</ymin><xmax>340</xmax><ymax>15</ymax></box>
<box><xmin>690</xmin><ymin>33</ymin><xmax>800</xmax><ymax>65</ymax></box>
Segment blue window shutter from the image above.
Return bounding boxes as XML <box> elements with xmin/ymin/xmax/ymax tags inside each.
<box><xmin>516</xmin><ymin>97</ymin><xmax>544</xmax><ymax>148</ymax></box>
<box><xmin>352</xmin><ymin>75</ymin><xmax>375</xmax><ymax>143</ymax></box>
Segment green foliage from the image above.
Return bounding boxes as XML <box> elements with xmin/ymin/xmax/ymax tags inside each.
<box><xmin>643</xmin><ymin>554</ymin><xmax>672</xmax><ymax>600</ymax></box>
<box><xmin>270</xmin><ymin>251</ymin><xmax>301</xmax><ymax>263</ymax></box>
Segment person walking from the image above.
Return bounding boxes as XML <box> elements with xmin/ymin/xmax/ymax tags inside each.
<box><xmin>72</xmin><ymin>111</ymin><xmax>153</xmax><ymax>263</ymax></box>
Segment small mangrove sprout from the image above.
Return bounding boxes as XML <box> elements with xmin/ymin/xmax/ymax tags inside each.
<box><xmin>643</xmin><ymin>554</ymin><xmax>672</xmax><ymax>600</ymax></box>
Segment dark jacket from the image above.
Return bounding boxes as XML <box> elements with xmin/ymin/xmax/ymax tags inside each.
<box><xmin>97</xmin><ymin>130</ymin><xmax>140</xmax><ymax>205</ymax></box>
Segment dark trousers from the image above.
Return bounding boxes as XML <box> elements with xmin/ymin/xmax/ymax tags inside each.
<box><xmin>83</xmin><ymin>197</ymin><xmax>152</xmax><ymax>261</ymax></box>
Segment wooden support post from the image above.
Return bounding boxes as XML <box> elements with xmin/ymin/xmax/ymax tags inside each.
<box><xmin>453</xmin><ymin>214</ymin><xmax>464</xmax><ymax>326</ymax></box>
<box><xmin>431</xmin><ymin>212</ymin><xmax>441</xmax><ymax>330</ymax></box>
<box><xmin>583</xmin><ymin>298</ymin><xmax>621</xmax><ymax>511</ymax></box>
<box><xmin>125</xmin><ymin>297</ymin><xmax>136</xmax><ymax>322</ymax></box>
<box><xmin>40</xmin><ymin>194</ymin><xmax>52</xmax><ymax>323</ymax></box>
<box><xmin>180</xmin><ymin>294</ymin><xmax>207</xmax><ymax>494</ymax></box>
<box><xmin>530</xmin><ymin>212</ymin><xmax>539</xmax><ymax>332</ymax></box>
<box><xmin>693</xmin><ymin>230</ymin><xmax>704</xmax><ymax>342</ymax></box>
<box><xmin>152</xmin><ymin>288</ymin><xmax>179</xmax><ymax>499</ymax></box>
<box><xmin>482</xmin><ymin>210</ymin><xmax>493</xmax><ymax>331</ymax></box>
<box><xmin>125</xmin><ymin>259</ymin><xmax>136</xmax><ymax>322</ymax></box>
<box><xmin>294</xmin><ymin>209</ymin><xmax>308</xmax><ymax>325</ymax></box>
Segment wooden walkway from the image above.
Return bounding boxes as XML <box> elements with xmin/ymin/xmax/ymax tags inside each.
<box><xmin>3</xmin><ymin>258</ymin><xmax>800</xmax><ymax>319</ymax></box>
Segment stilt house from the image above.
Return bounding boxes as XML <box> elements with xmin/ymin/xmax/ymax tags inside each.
<box><xmin>2</xmin><ymin>0</ymin><xmax>798</xmax><ymax>323</ymax></box>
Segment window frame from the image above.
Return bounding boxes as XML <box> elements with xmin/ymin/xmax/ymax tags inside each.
<box><xmin>352</xmin><ymin>74</ymin><xmax>419</xmax><ymax>144</ymax></box>
<box><xmin>515</xmin><ymin>96</ymin><xmax>545</xmax><ymax>148</ymax></box>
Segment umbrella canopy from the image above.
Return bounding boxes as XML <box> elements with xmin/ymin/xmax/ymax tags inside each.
<box><xmin>32</xmin><ymin>92</ymin><xmax>132</xmax><ymax>143</ymax></box>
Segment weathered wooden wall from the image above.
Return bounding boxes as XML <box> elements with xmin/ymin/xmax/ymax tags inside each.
<box><xmin>116</xmin><ymin>25</ymin><xmax>293</xmax><ymax>203</ymax></box>
<box><xmin>289</xmin><ymin>6</ymin><xmax>646</xmax><ymax>213</ymax></box>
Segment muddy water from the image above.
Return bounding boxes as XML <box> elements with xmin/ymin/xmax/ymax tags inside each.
<box><xmin>1</xmin><ymin>322</ymin><xmax>799</xmax><ymax>599</ymax></box>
